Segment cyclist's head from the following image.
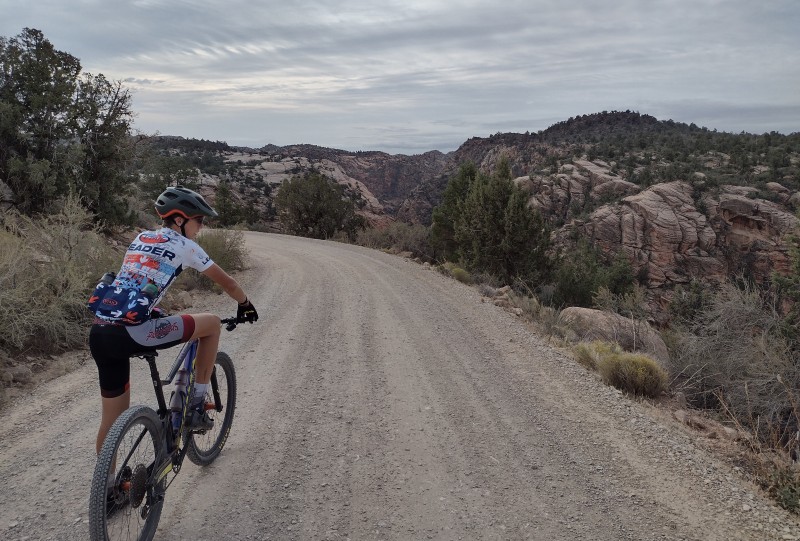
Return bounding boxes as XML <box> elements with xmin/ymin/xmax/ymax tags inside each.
<box><xmin>155</xmin><ymin>186</ymin><xmax>219</xmax><ymax>222</ymax></box>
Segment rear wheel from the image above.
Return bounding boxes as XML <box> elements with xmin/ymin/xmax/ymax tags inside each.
<box><xmin>187</xmin><ymin>351</ymin><xmax>237</xmax><ymax>465</ymax></box>
<box><xmin>89</xmin><ymin>405</ymin><xmax>166</xmax><ymax>541</ymax></box>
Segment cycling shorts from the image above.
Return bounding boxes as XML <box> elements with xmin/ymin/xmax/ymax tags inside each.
<box><xmin>89</xmin><ymin>315</ymin><xmax>196</xmax><ymax>398</ymax></box>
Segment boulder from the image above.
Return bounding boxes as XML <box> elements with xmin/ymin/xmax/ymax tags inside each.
<box><xmin>560</xmin><ymin>307</ymin><xmax>670</xmax><ymax>365</ymax></box>
<box><xmin>9</xmin><ymin>364</ymin><xmax>33</xmax><ymax>384</ymax></box>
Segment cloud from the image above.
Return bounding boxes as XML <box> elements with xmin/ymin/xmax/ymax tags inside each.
<box><xmin>1</xmin><ymin>0</ymin><xmax>798</xmax><ymax>153</ymax></box>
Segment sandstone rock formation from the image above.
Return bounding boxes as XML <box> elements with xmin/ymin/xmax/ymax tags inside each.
<box><xmin>575</xmin><ymin>181</ymin><xmax>798</xmax><ymax>291</ymax></box>
<box><xmin>582</xmin><ymin>181</ymin><xmax>722</xmax><ymax>288</ymax></box>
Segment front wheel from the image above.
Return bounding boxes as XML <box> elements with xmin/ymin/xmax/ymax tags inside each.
<box><xmin>89</xmin><ymin>405</ymin><xmax>166</xmax><ymax>541</ymax></box>
<box><xmin>187</xmin><ymin>351</ymin><xmax>237</xmax><ymax>465</ymax></box>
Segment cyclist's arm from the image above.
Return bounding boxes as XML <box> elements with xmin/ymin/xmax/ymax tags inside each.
<box><xmin>202</xmin><ymin>263</ymin><xmax>248</xmax><ymax>304</ymax></box>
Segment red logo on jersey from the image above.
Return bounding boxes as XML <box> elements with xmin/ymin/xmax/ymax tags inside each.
<box><xmin>139</xmin><ymin>233</ymin><xmax>169</xmax><ymax>244</ymax></box>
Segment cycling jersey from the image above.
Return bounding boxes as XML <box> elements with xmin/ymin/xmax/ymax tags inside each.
<box><xmin>89</xmin><ymin>228</ymin><xmax>213</xmax><ymax>325</ymax></box>
<box><xmin>90</xmin><ymin>227</ymin><xmax>214</xmax><ymax>397</ymax></box>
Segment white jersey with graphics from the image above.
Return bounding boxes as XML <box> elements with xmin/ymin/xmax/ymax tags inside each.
<box><xmin>114</xmin><ymin>227</ymin><xmax>214</xmax><ymax>309</ymax></box>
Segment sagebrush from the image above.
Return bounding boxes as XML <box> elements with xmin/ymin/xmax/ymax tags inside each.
<box><xmin>356</xmin><ymin>222</ymin><xmax>433</xmax><ymax>261</ymax></box>
<box><xmin>668</xmin><ymin>281</ymin><xmax>800</xmax><ymax>452</ymax></box>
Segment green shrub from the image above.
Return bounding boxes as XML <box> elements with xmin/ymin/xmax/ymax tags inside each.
<box><xmin>450</xmin><ymin>266</ymin><xmax>472</xmax><ymax>284</ymax></box>
<box><xmin>596</xmin><ymin>351</ymin><xmax>668</xmax><ymax>398</ymax></box>
<box><xmin>572</xmin><ymin>340</ymin><xmax>622</xmax><ymax>371</ymax></box>
<box><xmin>552</xmin><ymin>239</ymin><xmax>635</xmax><ymax>308</ymax></box>
<box><xmin>0</xmin><ymin>195</ymin><xmax>120</xmax><ymax>353</ymax></box>
<box><xmin>766</xmin><ymin>466</ymin><xmax>800</xmax><ymax>514</ymax></box>
<box><xmin>180</xmin><ymin>228</ymin><xmax>248</xmax><ymax>291</ymax></box>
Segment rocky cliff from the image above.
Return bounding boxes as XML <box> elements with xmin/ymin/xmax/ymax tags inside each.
<box><xmin>161</xmin><ymin>112</ymin><xmax>800</xmax><ymax>312</ymax></box>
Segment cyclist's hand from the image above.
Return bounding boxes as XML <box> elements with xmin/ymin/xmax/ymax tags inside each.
<box><xmin>236</xmin><ymin>299</ymin><xmax>258</xmax><ymax>323</ymax></box>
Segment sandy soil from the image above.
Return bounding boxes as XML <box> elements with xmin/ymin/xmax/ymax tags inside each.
<box><xmin>1</xmin><ymin>232</ymin><xmax>799</xmax><ymax>540</ymax></box>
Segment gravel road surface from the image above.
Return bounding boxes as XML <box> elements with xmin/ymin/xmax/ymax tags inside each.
<box><xmin>1</xmin><ymin>232</ymin><xmax>799</xmax><ymax>540</ymax></box>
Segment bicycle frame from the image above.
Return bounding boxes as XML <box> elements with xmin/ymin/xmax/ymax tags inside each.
<box><xmin>136</xmin><ymin>338</ymin><xmax>224</xmax><ymax>488</ymax></box>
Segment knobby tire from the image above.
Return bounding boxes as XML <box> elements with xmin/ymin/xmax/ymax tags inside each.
<box><xmin>186</xmin><ymin>351</ymin><xmax>237</xmax><ymax>466</ymax></box>
<box><xmin>89</xmin><ymin>405</ymin><xmax>166</xmax><ymax>541</ymax></box>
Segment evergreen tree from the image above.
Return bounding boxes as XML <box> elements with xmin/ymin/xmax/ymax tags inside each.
<box><xmin>214</xmin><ymin>180</ymin><xmax>243</xmax><ymax>226</ymax></box>
<box><xmin>275</xmin><ymin>172</ymin><xmax>364</xmax><ymax>240</ymax></box>
<box><xmin>432</xmin><ymin>157</ymin><xmax>552</xmax><ymax>285</ymax></box>
<box><xmin>430</xmin><ymin>162</ymin><xmax>476</xmax><ymax>260</ymax></box>
<box><xmin>502</xmin><ymin>188</ymin><xmax>551</xmax><ymax>285</ymax></box>
<box><xmin>0</xmin><ymin>28</ymin><xmax>134</xmax><ymax>224</ymax></box>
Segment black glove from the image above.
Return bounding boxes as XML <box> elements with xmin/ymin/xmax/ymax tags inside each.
<box><xmin>236</xmin><ymin>298</ymin><xmax>258</xmax><ymax>323</ymax></box>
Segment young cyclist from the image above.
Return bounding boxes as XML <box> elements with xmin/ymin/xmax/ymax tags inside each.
<box><xmin>88</xmin><ymin>186</ymin><xmax>258</xmax><ymax>456</ymax></box>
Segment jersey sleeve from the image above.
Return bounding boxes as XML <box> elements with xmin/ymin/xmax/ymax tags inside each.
<box><xmin>185</xmin><ymin>240</ymin><xmax>214</xmax><ymax>272</ymax></box>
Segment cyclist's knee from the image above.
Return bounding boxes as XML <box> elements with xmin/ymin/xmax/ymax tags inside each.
<box><xmin>188</xmin><ymin>313</ymin><xmax>221</xmax><ymax>339</ymax></box>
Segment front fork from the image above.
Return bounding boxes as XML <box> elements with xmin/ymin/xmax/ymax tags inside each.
<box><xmin>210</xmin><ymin>366</ymin><xmax>223</xmax><ymax>412</ymax></box>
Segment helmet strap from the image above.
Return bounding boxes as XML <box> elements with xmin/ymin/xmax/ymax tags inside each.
<box><xmin>165</xmin><ymin>216</ymin><xmax>189</xmax><ymax>237</ymax></box>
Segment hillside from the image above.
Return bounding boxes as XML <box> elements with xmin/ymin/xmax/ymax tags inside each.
<box><xmin>141</xmin><ymin>112</ymin><xmax>800</xmax><ymax>314</ymax></box>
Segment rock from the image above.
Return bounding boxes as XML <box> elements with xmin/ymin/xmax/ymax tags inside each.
<box><xmin>766</xmin><ymin>182</ymin><xmax>789</xmax><ymax>194</ymax></box>
<box><xmin>9</xmin><ymin>365</ymin><xmax>33</xmax><ymax>384</ymax></box>
<box><xmin>580</xmin><ymin>182</ymin><xmax>722</xmax><ymax>288</ymax></box>
<box><xmin>559</xmin><ymin>307</ymin><xmax>670</xmax><ymax>365</ymax></box>
<box><xmin>560</xmin><ymin>181</ymin><xmax>800</xmax><ymax>317</ymax></box>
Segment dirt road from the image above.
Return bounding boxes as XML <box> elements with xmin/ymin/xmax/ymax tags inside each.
<box><xmin>1</xmin><ymin>232</ymin><xmax>799</xmax><ymax>540</ymax></box>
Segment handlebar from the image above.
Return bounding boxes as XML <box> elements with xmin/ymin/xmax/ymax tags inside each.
<box><xmin>220</xmin><ymin>317</ymin><xmax>239</xmax><ymax>332</ymax></box>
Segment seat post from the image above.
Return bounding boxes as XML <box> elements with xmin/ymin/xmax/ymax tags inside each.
<box><xmin>144</xmin><ymin>353</ymin><xmax>168</xmax><ymax>416</ymax></box>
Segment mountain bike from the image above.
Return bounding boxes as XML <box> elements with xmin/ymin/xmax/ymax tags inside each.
<box><xmin>88</xmin><ymin>316</ymin><xmax>241</xmax><ymax>541</ymax></box>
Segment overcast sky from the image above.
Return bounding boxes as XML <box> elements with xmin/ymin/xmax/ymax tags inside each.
<box><xmin>2</xmin><ymin>0</ymin><xmax>799</xmax><ymax>154</ymax></box>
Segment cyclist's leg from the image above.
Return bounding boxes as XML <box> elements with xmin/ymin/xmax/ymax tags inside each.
<box><xmin>123</xmin><ymin>313</ymin><xmax>220</xmax><ymax>384</ymax></box>
<box><xmin>96</xmin><ymin>391</ymin><xmax>130</xmax><ymax>454</ymax></box>
<box><xmin>90</xmin><ymin>324</ymin><xmax>134</xmax><ymax>454</ymax></box>
<box><xmin>186</xmin><ymin>313</ymin><xmax>221</xmax><ymax>384</ymax></box>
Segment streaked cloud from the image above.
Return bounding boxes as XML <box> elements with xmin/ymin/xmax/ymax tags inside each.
<box><xmin>2</xmin><ymin>0</ymin><xmax>798</xmax><ymax>154</ymax></box>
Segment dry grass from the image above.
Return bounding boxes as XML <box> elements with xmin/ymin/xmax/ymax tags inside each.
<box><xmin>356</xmin><ymin>222</ymin><xmax>433</xmax><ymax>260</ymax></box>
<box><xmin>0</xmin><ymin>195</ymin><xmax>120</xmax><ymax>354</ymax></box>
<box><xmin>596</xmin><ymin>351</ymin><xmax>669</xmax><ymax>398</ymax></box>
<box><xmin>179</xmin><ymin>228</ymin><xmax>249</xmax><ymax>291</ymax></box>
<box><xmin>572</xmin><ymin>340</ymin><xmax>622</xmax><ymax>371</ymax></box>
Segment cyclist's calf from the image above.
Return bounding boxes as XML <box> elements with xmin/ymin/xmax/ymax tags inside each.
<box><xmin>188</xmin><ymin>313</ymin><xmax>221</xmax><ymax>384</ymax></box>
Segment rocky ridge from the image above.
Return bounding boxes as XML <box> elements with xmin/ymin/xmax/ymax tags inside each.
<box><xmin>162</xmin><ymin>113</ymin><xmax>800</xmax><ymax>314</ymax></box>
